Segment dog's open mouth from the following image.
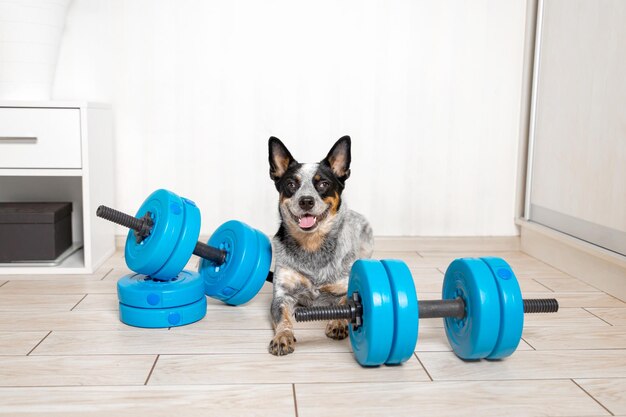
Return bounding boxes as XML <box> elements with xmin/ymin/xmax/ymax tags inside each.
<box><xmin>290</xmin><ymin>209</ymin><xmax>329</xmax><ymax>231</ymax></box>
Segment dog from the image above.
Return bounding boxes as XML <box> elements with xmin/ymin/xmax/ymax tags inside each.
<box><xmin>267</xmin><ymin>135</ymin><xmax>374</xmax><ymax>356</ymax></box>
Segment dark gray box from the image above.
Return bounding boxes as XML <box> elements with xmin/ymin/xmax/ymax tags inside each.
<box><xmin>0</xmin><ymin>202</ymin><xmax>73</xmax><ymax>262</ymax></box>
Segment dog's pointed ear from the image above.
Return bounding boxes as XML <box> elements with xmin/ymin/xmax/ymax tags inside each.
<box><xmin>269</xmin><ymin>137</ymin><xmax>297</xmax><ymax>181</ymax></box>
<box><xmin>321</xmin><ymin>136</ymin><xmax>351</xmax><ymax>182</ymax></box>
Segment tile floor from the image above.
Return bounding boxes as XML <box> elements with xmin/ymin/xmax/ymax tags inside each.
<box><xmin>0</xmin><ymin>238</ymin><xmax>625</xmax><ymax>416</ymax></box>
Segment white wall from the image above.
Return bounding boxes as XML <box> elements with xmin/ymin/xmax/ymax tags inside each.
<box><xmin>54</xmin><ymin>0</ymin><xmax>528</xmax><ymax>237</ymax></box>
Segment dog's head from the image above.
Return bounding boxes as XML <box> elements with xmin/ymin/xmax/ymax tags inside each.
<box><xmin>268</xmin><ymin>136</ymin><xmax>351</xmax><ymax>235</ymax></box>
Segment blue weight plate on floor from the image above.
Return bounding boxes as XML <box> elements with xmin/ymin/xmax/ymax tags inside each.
<box><xmin>442</xmin><ymin>258</ymin><xmax>501</xmax><ymax>360</ymax></box>
<box><xmin>119</xmin><ymin>296</ymin><xmax>207</xmax><ymax>328</ymax></box>
<box><xmin>125</xmin><ymin>189</ymin><xmax>187</xmax><ymax>278</ymax></box>
<box><xmin>380</xmin><ymin>259</ymin><xmax>419</xmax><ymax>365</ymax></box>
<box><xmin>480</xmin><ymin>257</ymin><xmax>524</xmax><ymax>360</ymax></box>
<box><xmin>154</xmin><ymin>196</ymin><xmax>201</xmax><ymax>279</ymax></box>
<box><xmin>117</xmin><ymin>270</ymin><xmax>205</xmax><ymax>309</ymax></box>
<box><xmin>222</xmin><ymin>228</ymin><xmax>272</xmax><ymax>306</ymax></box>
<box><xmin>348</xmin><ymin>259</ymin><xmax>394</xmax><ymax>367</ymax></box>
<box><xmin>200</xmin><ymin>220</ymin><xmax>260</xmax><ymax>302</ymax></box>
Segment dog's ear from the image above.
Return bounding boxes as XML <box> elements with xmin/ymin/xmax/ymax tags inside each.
<box><xmin>268</xmin><ymin>137</ymin><xmax>297</xmax><ymax>181</ymax></box>
<box><xmin>321</xmin><ymin>136</ymin><xmax>351</xmax><ymax>182</ymax></box>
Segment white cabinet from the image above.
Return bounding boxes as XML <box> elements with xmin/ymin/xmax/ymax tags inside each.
<box><xmin>0</xmin><ymin>101</ymin><xmax>115</xmax><ymax>274</ymax></box>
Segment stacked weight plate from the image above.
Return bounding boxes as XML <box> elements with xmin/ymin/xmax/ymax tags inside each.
<box><xmin>117</xmin><ymin>189</ymin><xmax>207</xmax><ymax>328</ymax></box>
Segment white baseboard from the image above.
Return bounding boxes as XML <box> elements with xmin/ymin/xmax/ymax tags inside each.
<box><xmin>518</xmin><ymin>219</ymin><xmax>626</xmax><ymax>302</ymax></box>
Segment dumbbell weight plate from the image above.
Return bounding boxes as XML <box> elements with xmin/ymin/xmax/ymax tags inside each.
<box><xmin>348</xmin><ymin>259</ymin><xmax>394</xmax><ymax>366</ymax></box>
<box><xmin>221</xmin><ymin>229</ymin><xmax>272</xmax><ymax>306</ymax></box>
<box><xmin>480</xmin><ymin>257</ymin><xmax>524</xmax><ymax>360</ymax></box>
<box><xmin>201</xmin><ymin>220</ymin><xmax>267</xmax><ymax>305</ymax></box>
<box><xmin>117</xmin><ymin>270</ymin><xmax>205</xmax><ymax>309</ymax></box>
<box><xmin>442</xmin><ymin>258</ymin><xmax>501</xmax><ymax>360</ymax></box>
<box><xmin>380</xmin><ymin>260</ymin><xmax>419</xmax><ymax>365</ymax></box>
<box><xmin>119</xmin><ymin>296</ymin><xmax>207</xmax><ymax>328</ymax></box>
<box><xmin>125</xmin><ymin>189</ymin><xmax>201</xmax><ymax>280</ymax></box>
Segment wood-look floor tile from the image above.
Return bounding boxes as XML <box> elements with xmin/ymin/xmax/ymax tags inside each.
<box><xmin>150</xmin><ymin>353</ymin><xmax>427</xmax><ymax>385</ymax></box>
<box><xmin>586</xmin><ymin>308</ymin><xmax>626</xmax><ymax>326</ymax></box>
<box><xmin>373</xmin><ymin>236</ymin><xmax>520</xmax><ymax>252</ymax></box>
<box><xmin>207</xmin><ymin>292</ymin><xmax>272</xmax><ymax>310</ymax></box>
<box><xmin>0</xmin><ymin>385</ymin><xmax>295</xmax><ymax>417</ymax></box>
<box><xmin>371</xmin><ymin>250</ymin><xmax>421</xmax><ymax>260</ymax></box>
<box><xmin>0</xmin><ymin>272</ymin><xmax>109</xmax><ymax>281</ymax></box>
<box><xmin>102</xmin><ymin>266</ymin><xmax>133</xmax><ymax>280</ymax></box>
<box><xmin>523</xmin><ymin>308</ymin><xmax>610</xmax><ymax>327</ymax></box>
<box><xmin>71</xmin><ymin>294</ymin><xmax>117</xmax><ymax>311</ymax></box>
<box><xmin>534</xmin><ymin>277</ymin><xmax>600</xmax><ymax>292</ymax></box>
<box><xmin>294</xmin><ymin>380</ymin><xmax>606</xmax><ymax>417</ymax></box>
<box><xmin>575</xmin><ymin>378</ymin><xmax>626</xmax><ymax>416</ymax></box>
<box><xmin>418</xmin><ymin>350</ymin><xmax>626</xmax><ymax>380</ymax></box>
<box><xmin>521</xmin><ymin>292</ymin><xmax>626</xmax><ymax>308</ymax></box>
<box><xmin>415</xmin><ymin>328</ymin><xmax>533</xmax><ymax>352</ymax></box>
<box><xmin>0</xmin><ymin>280</ymin><xmax>117</xmax><ymax>295</ymax></box>
<box><xmin>0</xmin><ymin>355</ymin><xmax>155</xmax><ymax>386</ymax></box>
<box><xmin>0</xmin><ymin>294</ymin><xmax>85</xmax><ymax>311</ymax></box>
<box><xmin>171</xmin><ymin>308</ymin><xmax>274</xmax><ymax>330</ymax></box>
<box><xmin>523</xmin><ymin>326</ymin><xmax>626</xmax><ymax>350</ymax></box>
<box><xmin>517</xmin><ymin>279</ymin><xmax>554</xmax><ymax>292</ymax></box>
<box><xmin>0</xmin><ymin>331</ymin><xmax>48</xmax><ymax>355</ymax></box>
<box><xmin>417</xmin><ymin>251</ymin><xmax>534</xmax><ymax>260</ymax></box>
<box><xmin>170</xmin><ymin>307</ymin><xmax>331</xmax><ymax>330</ymax></box>
<box><xmin>0</xmin><ymin>311</ymin><xmax>132</xmax><ymax>331</ymax></box>
<box><xmin>31</xmin><ymin>329</ymin><xmax>351</xmax><ymax>355</ymax></box>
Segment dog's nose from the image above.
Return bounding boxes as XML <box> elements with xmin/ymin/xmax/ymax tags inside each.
<box><xmin>298</xmin><ymin>196</ymin><xmax>315</xmax><ymax>211</ymax></box>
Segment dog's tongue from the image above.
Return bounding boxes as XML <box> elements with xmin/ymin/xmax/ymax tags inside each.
<box><xmin>299</xmin><ymin>215</ymin><xmax>317</xmax><ymax>229</ymax></box>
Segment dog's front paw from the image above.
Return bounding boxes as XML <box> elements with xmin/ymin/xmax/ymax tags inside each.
<box><xmin>268</xmin><ymin>331</ymin><xmax>297</xmax><ymax>356</ymax></box>
<box><xmin>325</xmin><ymin>319</ymin><xmax>349</xmax><ymax>340</ymax></box>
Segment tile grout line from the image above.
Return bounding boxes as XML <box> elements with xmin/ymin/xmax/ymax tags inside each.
<box><xmin>521</xmin><ymin>337</ymin><xmax>536</xmax><ymax>351</ymax></box>
<box><xmin>70</xmin><ymin>294</ymin><xmax>89</xmax><ymax>311</ymax></box>
<box><xmin>524</xmin><ymin>253</ymin><xmax>609</xmax><ymax>293</ymax></box>
<box><xmin>571</xmin><ymin>379</ymin><xmax>615</xmax><ymax>416</ymax></box>
<box><xmin>26</xmin><ymin>331</ymin><xmax>52</xmax><ymax>356</ymax></box>
<box><xmin>100</xmin><ymin>268</ymin><xmax>114</xmax><ymax>281</ymax></box>
<box><xmin>414</xmin><ymin>352</ymin><xmax>433</xmax><ymax>381</ymax></box>
<box><xmin>144</xmin><ymin>355</ymin><xmax>160</xmax><ymax>385</ymax></box>
<box><xmin>531</xmin><ymin>279</ymin><xmax>555</xmax><ymax>292</ymax></box>
<box><xmin>292</xmin><ymin>384</ymin><xmax>299</xmax><ymax>417</ymax></box>
<box><xmin>582</xmin><ymin>308</ymin><xmax>614</xmax><ymax>327</ymax></box>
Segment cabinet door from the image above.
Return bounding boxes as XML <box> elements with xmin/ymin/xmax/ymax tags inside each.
<box><xmin>0</xmin><ymin>107</ymin><xmax>82</xmax><ymax>169</ymax></box>
<box><xmin>527</xmin><ymin>0</ymin><xmax>626</xmax><ymax>255</ymax></box>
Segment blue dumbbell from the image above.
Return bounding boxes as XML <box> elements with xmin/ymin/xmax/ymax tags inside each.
<box><xmin>97</xmin><ymin>189</ymin><xmax>273</xmax><ymax>329</ymax></box>
<box><xmin>294</xmin><ymin>257</ymin><xmax>559</xmax><ymax>366</ymax></box>
<box><xmin>97</xmin><ymin>189</ymin><xmax>272</xmax><ymax>306</ymax></box>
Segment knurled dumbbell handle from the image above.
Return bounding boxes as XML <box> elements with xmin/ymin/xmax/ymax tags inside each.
<box><xmin>96</xmin><ymin>205</ymin><xmax>227</xmax><ymax>265</ymax></box>
<box><xmin>294</xmin><ymin>297</ymin><xmax>559</xmax><ymax>323</ymax></box>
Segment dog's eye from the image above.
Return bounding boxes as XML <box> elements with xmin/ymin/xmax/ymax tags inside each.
<box><xmin>286</xmin><ymin>180</ymin><xmax>297</xmax><ymax>191</ymax></box>
<box><xmin>317</xmin><ymin>181</ymin><xmax>330</xmax><ymax>191</ymax></box>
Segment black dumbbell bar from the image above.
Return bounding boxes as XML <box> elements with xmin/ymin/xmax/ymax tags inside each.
<box><xmin>96</xmin><ymin>205</ymin><xmax>227</xmax><ymax>265</ymax></box>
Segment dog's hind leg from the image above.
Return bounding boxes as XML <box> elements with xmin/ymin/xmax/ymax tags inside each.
<box><xmin>318</xmin><ymin>284</ymin><xmax>349</xmax><ymax>340</ymax></box>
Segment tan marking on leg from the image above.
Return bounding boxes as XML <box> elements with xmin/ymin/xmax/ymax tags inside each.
<box><xmin>319</xmin><ymin>282</ymin><xmax>348</xmax><ymax>296</ymax></box>
<box><xmin>269</xmin><ymin>304</ymin><xmax>297</xmax><ymax>356</ymax></box>
<box><xmin>277</xmin><ymin>269</ymin><xmax>312</xmax><ymax>292</ymax></box>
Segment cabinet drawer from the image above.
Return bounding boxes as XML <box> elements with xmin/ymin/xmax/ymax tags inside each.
<box><xmin>0</xmin><ymin>108</ymin><xmax>82</xmax><ymax>169</ymax></box>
